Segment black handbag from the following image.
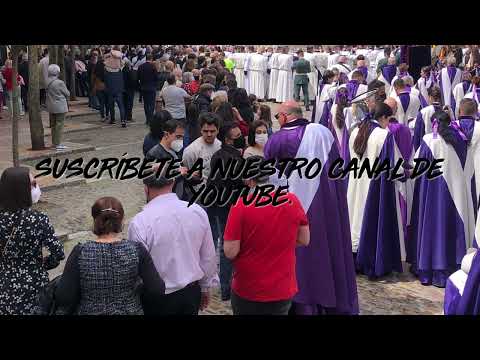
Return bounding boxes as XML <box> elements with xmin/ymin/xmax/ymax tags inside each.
<box><xmin>34</xmin><ymin>275</ymin><xmax>63</xmax><ymax>315</ymax></box>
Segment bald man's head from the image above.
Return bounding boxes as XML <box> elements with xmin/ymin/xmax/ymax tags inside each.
<box><xmin>277</xmin><ymin>100</ymin><xmax>303</xmax><ymax>126</ymax></box>
<box><xmin>384</xmin><ymin>97</ymin><xmax>398</xmax><ymax>114</ymax></box>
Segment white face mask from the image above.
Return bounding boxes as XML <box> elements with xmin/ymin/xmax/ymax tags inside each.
<box><xmin>171</xmin><ymin>139</ymin><xmax>183</xmax><ymax>153</ymax></box>
<box><xmin>255</xmin><ymin>133</ymin><xmax>268</xmax><ymax>146</ymax></box>
<box><xmin>31</xmin><ymin>184</ymin><xmax>41</xmax><ymax>204</ymax></box>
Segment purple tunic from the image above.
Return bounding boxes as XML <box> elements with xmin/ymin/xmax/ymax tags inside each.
<box><xmin>355</xmin><ymin>122</ymin><xmax>405</xmax><ymax>278</ymax></box>
<box><xmin>408</xmin><ymin>123</ymin><xmax>477</xmax><ymax>287</ymax></box>
<box><xmin>264</xmin><ymin>119</ymin><xmax>359</xmax><ymax>315</ymax></box>
<box><xmin>456</xmin><ymin>253</ymin><xmax>480</xmax><ymax>314</ymax></box>
<box><xmin>382</xmin><ymin>65</ymin><xmax>396</xmax><ymax>85</ymax></box>
<box><xmin>346</xmin><ymin>80</ymin><xmax>360</xmax><ymax>102</ymax></box>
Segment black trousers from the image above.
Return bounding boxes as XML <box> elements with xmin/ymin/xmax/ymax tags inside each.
<box><xmin>143</xmin><ymin>282</ymin><xmax>201</xmax><ymax>316</ymax></box>
<box><xmin>231</xmin><ymin>291</ymin><xmax>292</xmax><ymax>315</ymax></box>
<box><xmin>20</xmin><ymin>85</ymin><xmax>28</xmax><ymax>111</ymax></box>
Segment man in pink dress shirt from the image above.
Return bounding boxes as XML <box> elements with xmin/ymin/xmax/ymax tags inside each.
<box><xmin>128</xmin><ymin>164</ymin><xmax>219</xmax><ymax>315</ymax></box>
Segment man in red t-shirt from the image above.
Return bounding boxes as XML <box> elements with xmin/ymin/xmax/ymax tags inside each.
<box><xmin>224</xmin><ymin>165</ymin><xmax>310</xmax><ymax>315</ymax></box>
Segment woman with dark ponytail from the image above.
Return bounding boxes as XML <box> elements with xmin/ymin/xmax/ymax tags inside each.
<box><xmin>409</xmin><ymin>109</ymin><xmax>479</xmax><ymax>288</ymax></box>
<box><xmin>413</xmin><ymin>86</ymin><xmax>444</xmax><ymax>151</ymax></box>
<box><xmin>55</xmin><ymin>197</ymin><xmax>165</xmax><ymax>314</ymax></box>
<box><xmin>328</xmin><ymin>87</ymin><xmax>352</xmax><ymax>162</ymax></box>
<box><xmin>311</xmin><ymin>69</ymin><xmax>337</xmax><ymax>126</ymax></box>
<box><xmin>348</xmin><ymin>101</ymin><xmax>408</xmax><ymax>278</ymax></box>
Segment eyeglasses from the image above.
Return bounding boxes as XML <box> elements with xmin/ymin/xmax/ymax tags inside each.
<box><xmin>275</xmin><ymin>112</ymin><xmax>285</xmax><ymax>120</ymax></box>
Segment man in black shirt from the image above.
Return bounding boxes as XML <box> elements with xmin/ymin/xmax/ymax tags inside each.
<box><xmin>207</xmin><ymin>122</ymin><xmax>246</xmax><ymax>301</ymax></box>
<box><xmin>138</xmin><ymin>54</ymin><xmax>158</xmax><ymax>125</ymax></box>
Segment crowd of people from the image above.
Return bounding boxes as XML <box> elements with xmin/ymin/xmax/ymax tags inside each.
<box><xmin>1</xmin><ymin>44</ymin><xmax>480</xmax><ymax>315</ymax></box>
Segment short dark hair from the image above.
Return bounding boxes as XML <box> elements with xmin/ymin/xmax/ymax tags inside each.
<box><xmin>460</xmin><ymin>98</ymin><xmax>478</xmax><ymax>116</ymax></box>
<box><xmin>166</xmin><ymin>73</ymin><xmax>176</xmax><ymax>85</ymax></box>
<box><xmin>0</xmin><ymin>167</ymin><xmax>32</xmax><ymax>212</ymax></box>
<box><xmin>91</xmin><ymin>197</ymin><xmax>124</xmax><ymax>236</ymax></box>
<box><xmin>199</xmin><ymin>83</ymin><xmax>215</xmax><ymax>95</ymax></box>
<box><xmin>199</xmin><ymin>112</ymin><xmax>220</xmax><ymax>129</ymax></box>
<box><xmin>368</xmin><ymin>79</ymin><xmax>386</xmax><ymax>92</ymax></box>
<box><xmin>393</xmin><ymin>78</ymin><xmax>405</xmax><ymax>89</ymax></box>
<box><xmin>247</xmin><ymin>120</ymin><xmax>268</xmax><ymax>147</ymax></box>
<box><xmin>150</xmin><ymin>110</ymin><xmax>173</xmax><ymax>138</ymax></box>
<box><xmin>218</xmin><ymin>122</ymin><xmax>240</xmax><ymax>143</ymax></box>
<box><xmin>352</xmin><ymin>70</ymin><xmax>364</xmax><ymax>80</ymax></box>
<box><xmin>162</xmin><ymin>119</ymin><xmax>179</xmax><ymax>135</ymax></box>
<box><xmin>384</xmin><ymin>47</ymin><xmax>391</xmax><ymax>57</ymax></box>
<box><xmin>427</xmin><ymin>86</ymin><xmax>442</xmax><ymax>102</ymax></box>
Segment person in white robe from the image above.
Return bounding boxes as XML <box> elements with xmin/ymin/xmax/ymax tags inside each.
<box><xmin>263</xmin><ymin>47</ymin><xmax>273</xmax><ymax>100</ymax></box>
<box><xmin>412</xmin><ymin>86</ymin><xmax>443</xmax><ymax>150</ymax></box>
<box><xmin>304</xmin><ymin>46</ymin><xmax>321</xmax><ymax>106</ymax></box>
<box><xmin>312</xmin><ymin>70</ymin><xmax>338</xmax><ymax>125</ymax></box>
<box><xmin>439</xmin><ymin>55</ymin><xmax>462</xmax><ymax>113</ymax></box>
<box><xmin>348</xmin><ymin>58</ymin><xmax>375</xmax><ymax>84</ymax></box>
<box><xmin>232</xmin><ymin>46</ymin><xmax>247</xmax><ymax>89</ymax></box>
<box><xmin>348</xmin><ymin>101</ymin><xmax>407</xmax><ymax>277</ymax></box>
<box><xmin>327</xmin><ymin>49</ymin><xmax>340</xmax><ymax>69</ymax></box>
<box><xmin>391</xmin><ymin>78</ymin><xmax>421</xmax><ymax>128</ymax></box>
<box><xmin>268</xmin><ymin>47</ymin><xmax>281</xmax><ymax>101</ymax></box>
<box><xmin>453</xmin><ymin>72</ymin><xmax>473</xmax><ymax>118</ymax></box>
<box><xmin>315</xmin><ymin>47</ymin><xmax>329</xmax><ymax>77</ymax></box>
<box><xmin>244</xmin><ymin>46</ymin><xmax>268</xmax><ymax>100</ymax></box>
<box><xmin>275</xmin><ymin>47</ymin><xmax>294</xmax><ymax>103</ymax></box>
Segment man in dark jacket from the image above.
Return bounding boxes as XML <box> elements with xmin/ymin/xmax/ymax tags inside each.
<box><xmin>138</xmin><ymin>54</ymin><xmax>158</xmax><ymax>124</ymax></box>
<box><xmin>18</xmin><ymin>53</ymin><xmax>29</xmax><ymax>113</ymax></box>
<box><xmin>122</xmin><ymin>60</ymin><xmax>136</xmax><ymax>121</ymax></box>
<box><xmin>207</xmin><ymin>122</ymin><xmax>246</xmax><ymax>301</ymax></box>
<box><xmin>185</xmin><ymin>83</ymin><xmax>214</xmax><ymax>146</ymax></box>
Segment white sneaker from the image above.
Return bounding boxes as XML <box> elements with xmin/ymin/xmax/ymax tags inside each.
<box><xmin>2</xmin><ymin>106</ymin><xmax>7</xmax><ymax>110</ymax></box>
<box><xmin>55</xmin><ymin>144</ymin><xmax>68</xmax><ymax>151</ymax></box>
<box><xmin>20</xmin><ymin>112</ymin><xmax>25</xmax><ymax>116</ymax></box>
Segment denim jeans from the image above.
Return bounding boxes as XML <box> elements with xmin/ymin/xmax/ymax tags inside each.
<box><xmin>96</xmin><ymin>90</ymin><xmax>109</xmax><ymax>118</ymax></box>
<box><xmin>215</xmin><ymin>207</ymin><xmax>232</xmax><ymax>300</ymax></box>
<box><xmin>108</xmin><ymin>92</ymin><xmax>126</xmax><ymax>123</ymax></box>
<box><xmin>141</xmin><ymin>90</ymin><xmax>156</xmax><ymax>124</ymax></box>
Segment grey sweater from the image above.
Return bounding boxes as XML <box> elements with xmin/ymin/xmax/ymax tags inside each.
<box><xmin>46</xmin><ymin>76</ymin><xmax>70</xmax><ymax>114</ymax></box>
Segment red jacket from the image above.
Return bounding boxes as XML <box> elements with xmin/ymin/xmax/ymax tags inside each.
<box><xmin>1</xmin><ymin>68</ymin><xmax>22</xmax><ymax>91</ymax></box>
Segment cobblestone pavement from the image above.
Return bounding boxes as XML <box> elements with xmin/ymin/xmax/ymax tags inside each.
<box><xmin>33</xmin><ymin>101</ymin><xmax>444</xmax><ymax>315</ymax></box>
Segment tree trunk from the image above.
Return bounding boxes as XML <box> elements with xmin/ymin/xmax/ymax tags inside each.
<box><xmin>11</xmin><ymin>46</ymin><xmax>22</xmax><ymax>167</ymax></box>
<box><xmin>57</xmin><ymin>46</ymin><xmax>65</xmax><ymax>82</ymax></box>
<box><xmin>69</xmin><ymin>46</ymin><xmax>77</xmax><ymax>101</ymax></box>
<box><xmin>48</xmin><ymin>45</ymin><xmax>57</xmax><ymax>65</ymax></box>
<box><xmin>27</xmin><ymin>45</ymin><xmax>45</xmax><ymax>150</ymax></box>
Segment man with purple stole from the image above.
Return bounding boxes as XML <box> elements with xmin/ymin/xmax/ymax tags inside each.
<box><xmin>439</xmin><ymin>56</ymin><xmax>462</xmax><ymax>113</ymax></box>
<box><xmin>453</xmin><ymin>72</ymin><xmax>473</xmax><ymax>118</ymax></box>
<box><xmin>412</xmin><ymin>86</ymin><xmax>443</xmax><ymax>151</ymax></box>
<box><xmin>392</xmin><ymin>78</ymin><xmax>421</xmax><ymax>126</ymax></box>
<box><xmin>408</xmin><ymin>110</ymin><xmax>478</xmax><ymax>288</ymax></box>
<box><xmin>416</xmin><ymin>66</ymin><xmax>436</xmax><ymax>108</ymax></box>
<box><xmin>378</xmin><ymin>57</ymin><xmax>397</xmax><ymax>96</ymax></box>
<box><xmin>348</xmin><ymin>101</ymin><xmax>408</xmax><ymax>278</ymax></box>
<box><xmin>264</xmin><ymin>100</ymin><xmax>359</xmax><ymax>315</ymax></box>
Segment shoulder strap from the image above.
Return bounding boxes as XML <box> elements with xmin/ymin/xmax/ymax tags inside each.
<box><xmin>1</xmin><ymin>211</ymin><xmax>23</xmax><ymax>259</ymax></box>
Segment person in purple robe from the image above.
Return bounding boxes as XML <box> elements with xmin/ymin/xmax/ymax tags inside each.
<box><xmin>438</xmin><ymin>56</ymin><xmax>462</xmax><ymax>113</ymax></box>
<box><xmin>408</xmin><ymin>110</ymin><xmax>478</xmax><ymax>288</ymax></box>
<box><xmin>413</xmin><ymin>86</ymin><xmax>443</xmax><ymax>151</ymax></box>
<box><xmin>348</xmin><ymin>101</ymin><xmax>408</xmax><ymax>278</ymax></box>
<box><xmin>328</xmin><ymin>87</ymin><xmax>350</xmax><ymax>163</ymax></box>
<box><xmin>444</xmin><ymin>249</ymin><xmax>480</xmax><ymax>315</ymax></box>
<box><xmin>264</xmin><ymin>100</ymin><xmax>359</xmax><ymax>315</ymax></box>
